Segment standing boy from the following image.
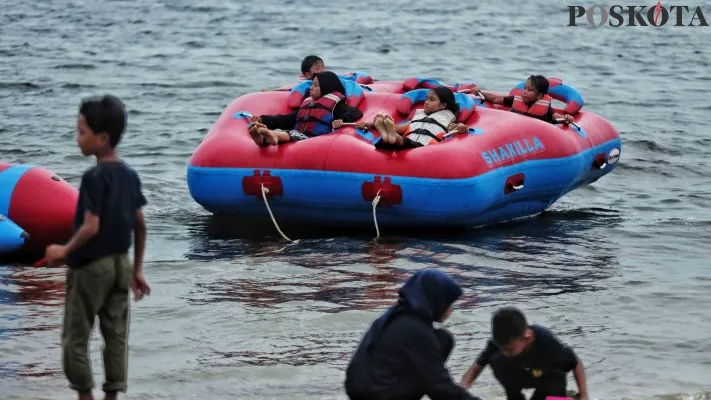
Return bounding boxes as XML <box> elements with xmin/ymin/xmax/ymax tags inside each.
<box><xmin>45</xmin><ymin>94</ymin><xmax>151</xmax><ymax>400</ymax></box>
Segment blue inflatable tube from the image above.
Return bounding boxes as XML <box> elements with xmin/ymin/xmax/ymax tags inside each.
<box><xmin>0</xmin><ymin>215</ymin><xmax>27</xmax><ymax>255</ymax></box>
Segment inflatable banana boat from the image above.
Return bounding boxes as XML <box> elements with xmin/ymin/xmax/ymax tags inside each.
<box><xmin>0</xmin><ymin>163</ymin><xmax>77</xmax><ymax>257</ymax></box>
<box><xmin>187</xmin><ymin>75</ymin><xmax>621</xmax><ymax>232</ymax></box>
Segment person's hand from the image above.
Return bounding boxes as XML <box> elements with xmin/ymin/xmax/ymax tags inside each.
<box><xmin>250</xmin><ymin>115</ymin><xmax>262</xmax><ymax>123</ymax></box>
<box><xmin>463</xmin><ymin>85</ymin><xmax>479</xmax><ymax>94</ymax></box>
<box><xmin>355</xmin><ymin>120</ymin><xmax>367</xmax><ymax>130</ymax></box>
<box><xmin>131</xmin><ymin>270</ymin><xmax>151</xmax><ymax>301</ymax></box>
<box><xmin>44</xmin><ymin>244</ymin><xmax>67</xmax><ymax>266</ymax></box>
<box><xmin>564</xmin><ymin>114</ymin><xmax>575</xmax><ymax>124</ymax></box>
<box><xmin>455</xmin><ymin>123</ymin><xmax>468</xmax><ymax>134</ymax></box>
<box><xmin>332</xmin><ymin>119</ymin><xmax>344</xmax><ymax>129</ymax></box>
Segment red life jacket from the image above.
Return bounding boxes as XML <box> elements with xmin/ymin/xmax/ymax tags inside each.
<box><xmin>510</xmin><ymin>94</ymin><xmax>552</xmax><ymax>121</ymax></box>
<box><xmin>294</xmin><ymin>92</ymin><xmax>345</xmax><ymax>136</ymax></box>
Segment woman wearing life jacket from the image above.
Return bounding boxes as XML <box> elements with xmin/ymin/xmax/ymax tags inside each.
<box><xmin>477</xmin><ymin>75</ymin><xmax>574</xmax><ymax>124</ymax></box>
<box><xmin>359</xmin><ymin>86</ymin><xmax>468</xmax><ymax>150</ymax></box>
<box><xmin>344</xmin><ymin>269</ymin><xmax>482</xmax><ymax>400</ymax></box>
<box><xmin>249</xmin><ymin>71</ymin><xmax>363</xmax><ymax>146</ymax></box>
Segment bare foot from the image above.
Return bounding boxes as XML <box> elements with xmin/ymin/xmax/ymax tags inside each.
<box><xmin>383</xmin><ymin>118</ymin><xmax>399</xmax><ymax>145</ymax></box>
<box><xmin>258</xmin><ymin>127</ymin><xmax>279</xmax><ymax>146</ymax></box>
<box><xmin>249</xmin><ymin>124</ymin><xmax>264</xmax><ymax>146</ymax></box>
<box><xmin>373</xmin><ymin>116</ymin><xmax>390</xmax><ymax>144</ymax></box>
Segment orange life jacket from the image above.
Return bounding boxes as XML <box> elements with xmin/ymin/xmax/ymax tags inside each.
<box><xmin>294</xmin><ymin>92</ymin><xmax>345</xmax><ymax>136</ymax></box>
<box><xmin>510</xmin><ymin>94</ymin><xmax>552</xmax><ymax>121</ymax></box>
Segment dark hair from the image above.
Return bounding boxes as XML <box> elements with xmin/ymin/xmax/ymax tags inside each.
<box><xmin>528</xmin><ymin>75</ymin><xmax>549</xmax><ymax>95</ymax></box>
<box><xmin>301</xmin><ymin>55</ymin><xmax>324</xmax><ymax>75</ymax></box>
<box><xmin>79</xmin><ymin>94</ymin><xmax>126</xmax><ymax>148</ymax></box>
<box><xmin>430</xmin><ymin>86</ymin><xmax>459</xmax><ymax>117</ymax></box>
<box><xmin>492</xmin><ymin>307</ymin><xmax>528</xmax><ymax>346</ymax></box>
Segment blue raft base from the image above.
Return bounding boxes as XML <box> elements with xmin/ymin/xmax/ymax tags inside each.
<box><xmin>187</xmin><ymin>139</ymin><xmax>621</xmax><ymax>230</ymax></box>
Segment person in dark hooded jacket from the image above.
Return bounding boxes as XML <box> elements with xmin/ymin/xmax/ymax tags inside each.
<box><xmin>344</xmin><ymin>269</ymin><xmax>481</xmax><ymax>400</ymax></box>
<box><xmin>248</xmin><ymin>70</ymin><xmax>363</xmax><ymax>146</ymax></box>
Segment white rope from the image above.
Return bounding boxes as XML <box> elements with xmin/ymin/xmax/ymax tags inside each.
<box><xmin>372</xmin><ymin>190</ymin><xmax>382</xmax><ymax>240</ymax></box>
<box><xmin>260</xmin><ymin>184</ymin><xmax>292</xmax><ymax>242</ymax></box>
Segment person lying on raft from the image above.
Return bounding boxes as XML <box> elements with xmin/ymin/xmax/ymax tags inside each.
<box><xmin>475</xmin><ymin>75</ymin><xmax>574</xmax><ymax>124</ymax></box>
<box><xmin>249</xmin><ymin>71</ymin><xmax>363</xmax><ymax>146</ymax></box>
<box><xmin>260</xmin><ymin>55</ymin><xmax>325</xmax><ymax>91</ymax></box>
<box><xmin>358</xmin><ymin>86</ymin><xmax>468</xmax><ymax>150</ymax></box>
<box><xmin>344</xmin><ymin>269</ymin><xmax>482</xmax><ymax>400</ymax></box>
<box><xmin>299</xmin><ymin>54</ymin><xmax>325</xmax><ymax>80</ymax></box>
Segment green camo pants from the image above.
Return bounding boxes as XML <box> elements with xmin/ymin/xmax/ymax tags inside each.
<box><xmin>62</xmin><ymin>253</ymin><xmax>132</xmax><ymax>393</ymax></box>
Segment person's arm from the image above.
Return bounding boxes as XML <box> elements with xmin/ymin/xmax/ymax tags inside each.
<box><xmin>551</xmin><ymin>110</ymin><xmax>574</xmax><ymax>124</ymax></box>
<box><xmin>131</xmin><ymin>208</ymin><xmax>151</xmax><ymax>301</ymax></box>
<box><xmin>394</xmin><ymin>122</ymin><xmax>410</xmax><ymax>135</ymax></box>
<box><xmin>44</xmin><ymin>173</ymin><xmax>103</xmax><ymax>265</ymax></box>
<box><xmin>133</xmin><ymin>209</ymin><xmax>146</xmax><ymax>275</ymax></box>
<box><xmin>460</xmin><ymin>363</ymin><xmax>484</xmax><ymax>388</ymax></box>
<box><xmin>448</xmin><ymin>122</ymin><xmax>469</xmax><ymax>134</ymax></box>
<box><xmin>338</xmin><ymin>103</ymin><xmax>363</xmax><ymax>123</ymax></box>
<box><xmin>573</xmin><ymin>359</ymin><xmax>588</xmax><ymax>400</ymax></box>
<box><xmin>44</xmin><ymin>211</ymin><xmax>100</xmax><ymax>264</ymax></box>
<box><xmin>131</xmin><ymin>176</ymin><xmax>150</xmax><ymax>300</ymax></box>
<box><xmin>551</xmin><ymin>333</ymin><xmax>586</xmax><ymax>400</ymax></box>
<box><xmin>478</xmin><ymin>90</ymin><xmax>505</xmax><ymax>105</ymax></box>
<box><xmin>64</xmin><ymin>212</ymin><xmax>99</xmax><ymax>253</ymax></box>
<box><xmin>460</xmin><ymin>340</ymin><xmax>496</xmax><ymax>387</ymax></box>
<box><xmin>332</xmin><ymin>103</ymin><xmax>364</xmax><ymax>128</ymax></box>
<box><xmin>260</xmin><ymin>109</ymin><xmax>299</xmax><ymax>130</ymax></box>
<box><xmin>401</xmin><ymin>327</ymin><xmax>479</xmax><ymax>400</ymax></box>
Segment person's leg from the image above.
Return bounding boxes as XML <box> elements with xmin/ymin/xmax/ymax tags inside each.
<box><xmin>373</xmin><ymin>116</ymin><xmax>392</xmax><ymax>144</ymax></box>
<box><xmin>530</xmin><ymin>375</ymin><xmax>568</xmax><ymax>400</ymax></box>
<box><xmin>402</xmin><ymin>138</ymin><xmax>424</xmax><ymax>149</ymax></box>
<box><xmin>99</xmin><ymin>254</ymin><xmax>133</xmax><ymax>397</ymax></box>
<box><xmin>62</xmin><ymin>257</ymin><xmax>114</xmax><ymax>399</ymax></box>
<box><xmin>382</xmin><ymin>117</ymin><xmax>402</xmax><ymax>145</ymax></box>
<box><xmin>257</xmin><ymin>127</ymin><xmax>292</xmax><ymax>145</ymax></box>
<box><xmin>248</xmin><ymin>123</ymin><xmax>267</xmax><ymax>146</ymax></box>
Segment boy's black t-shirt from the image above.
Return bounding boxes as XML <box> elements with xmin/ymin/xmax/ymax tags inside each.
<box><xmin>476</xmin><ymin>325</ymin><xmax>578</xmax><ymax>376</ymax></box>
<box><xmin>502</xmin><ymin>96</ymin><xmax>555</xmax><ymax>123</ymax></box>
<box><xmin>67</xmin><ymin>161</ymin><xmax>147</xmax><ymax>268</ymax></box>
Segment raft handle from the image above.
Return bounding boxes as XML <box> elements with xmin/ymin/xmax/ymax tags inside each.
<box><xmin>554</xmin><ymin>118</ymin><xmax>582</xmax><ymax>130</ymax></box>
<box><xmin>592</xmin><ymin>153</ymin><xmax>607</xmax><ymax>170</ymax></box>
<box><xmin>504</xmin><ymin>173</ymin><xmax>525</xmax><ymax>195</ymax></box>
<box><xmin>342</xmin><ymin>122</ymin><xmax>368</xmax><ymax>132</ymax></box>
<box><xmin>457</xmin><ymin>88</ymin><xmax>486</xmax><ymax>102</ymax></box>
<box><xmin>554</xmin><ymin>119</ymin><xmax>587</xmax><ymax>139</ymax></box>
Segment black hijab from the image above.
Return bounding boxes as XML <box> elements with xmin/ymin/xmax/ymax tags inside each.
<box><xmin>314</xmin><ymin>71</ymin><xmax>346</xmax><ymax>97</ymax></box>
